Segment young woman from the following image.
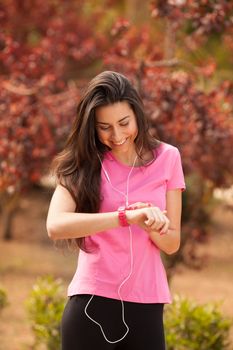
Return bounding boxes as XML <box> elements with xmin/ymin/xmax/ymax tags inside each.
<box><xmin>46</xmin><ymin>70</ymin><xmax>186</xmax><ymax>350</ymax></box>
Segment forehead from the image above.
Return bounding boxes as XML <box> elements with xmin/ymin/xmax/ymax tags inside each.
<box><xmin>95</xmin><ymin>101</ymin><xmax>133</xmax><ymax>123</ymax></box>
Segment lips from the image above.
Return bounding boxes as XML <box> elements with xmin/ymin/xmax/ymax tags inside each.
<box><xmin>112</xmin><ymin>138</ymin><xmax>127</xmax><ymax>146</ymax></box>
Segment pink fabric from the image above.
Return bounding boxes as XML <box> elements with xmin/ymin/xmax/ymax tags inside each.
<box><xmin>68</xmin><ymin>142</ymin><xmax>186</xmax><ymax>303</ymax></box>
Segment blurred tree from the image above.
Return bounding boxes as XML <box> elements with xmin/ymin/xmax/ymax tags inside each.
<box><xmin>0</xmin><ymin>0</ymin><xmax>113</xmax><ymax>239</ymax></box>
<box><xmin>0</xmin><ymin>0</ymin><xmax>232</xmax><ymax>281</ymax></box>
<box><xmin>126</xmin><ymin>0</ymin><xmax>151</xmax><ymax>24</ymax></box>
<box><xmin>103</xmin><ymin>0</ymin><xmax>233</xmax><ymax>278</ymax></box>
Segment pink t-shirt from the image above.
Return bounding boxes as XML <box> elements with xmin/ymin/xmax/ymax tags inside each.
<box><xmin>68</xmin><ymin>142</ymin><xmax>186</xmax><ymax>303</ymax></box>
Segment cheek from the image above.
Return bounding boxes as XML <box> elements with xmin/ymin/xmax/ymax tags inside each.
<box><xmin>131</xmin><ymin>123</ymin><xmax>138</xmax><ymax>138</ymax></box>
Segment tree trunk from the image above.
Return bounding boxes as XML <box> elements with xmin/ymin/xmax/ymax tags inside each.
<box><xmin>164</xmin><ymin>18</ymin><xmax>176</xmax><ymax>60</ymax></box>
<box><xmin>0</xmin><ymin>192</ymin><xmax>19</xmax><ymax>241</ymax></box>
<box><xmin>126</xmin><ymin>0</ymin><xmax>150</xmax><ymax>24</ymax></box>
<box><xmin>2</xmin><ymin>207</ymin><xmax>15</xmax><ymax>240</ymax></box>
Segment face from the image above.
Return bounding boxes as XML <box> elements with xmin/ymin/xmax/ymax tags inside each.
<box><xmin>95</xmin><ymin>101</ymin><xmax>138</xmax><ymax>157</ymax></box>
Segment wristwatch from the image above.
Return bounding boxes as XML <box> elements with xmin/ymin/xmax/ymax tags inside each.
<box><xmin>117</xmin><ymin>206</ymin><xmax>129</xmax><ymax>227</ymax></box>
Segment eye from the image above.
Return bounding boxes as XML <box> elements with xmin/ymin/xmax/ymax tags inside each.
<box><xmin>120</xmin><ymin>122</ymin><xmax>129</xmax><ymax>127</ymax></box>
<box><xmin>99</xmin><ymin>125</ymin><xmax>110</xmax><ymax>131</ymax></box>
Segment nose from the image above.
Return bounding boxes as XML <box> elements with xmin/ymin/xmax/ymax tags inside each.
<box><xmin>111</xmin><ymin>127</ymin><xmax>122</xmax><ymax>142</ymax></box>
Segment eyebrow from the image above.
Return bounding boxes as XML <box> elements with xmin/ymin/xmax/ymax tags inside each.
<box><xmin>96</xmin><ymin>115</ymin><xmax>130</xmax><ymax>125</ymax></box>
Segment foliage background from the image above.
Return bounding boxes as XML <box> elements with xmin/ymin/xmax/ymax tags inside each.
<box><xmin>0</xmin><ymin>0</ymin><xmax>233</xmax><ymax>349</ymax></box>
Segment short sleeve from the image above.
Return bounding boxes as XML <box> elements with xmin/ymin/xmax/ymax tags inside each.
<box><xmin>166</xmin><ymin>148</ymin><xmax>186</xmax><ymax>191</ymax></box>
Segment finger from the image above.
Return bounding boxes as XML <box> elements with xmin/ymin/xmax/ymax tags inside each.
<box><xmin>157</xmin><ymin>209</ymin><xmax>169</xmax><ymax>225</ymax></box>
<box><xmin>128</xmin><ymin>202</ymin><xmax>152</xmax><ymax>210</ymax></box>
<box><xmin>144</xmin><ymin>217</ymin><xmax>155</xmax><ymax>226</ymax></box>
<box><xmin>156</xmin><ymin>208</ymin><xmax>166</xmax><ymax>222</ymax></box>
<box><xmin>151</xmin><ymin>220</ymin><xmax>165</xmax><ymax>231</ymax></box>
<box><xmin>150</xmin><ymin>209</ymin><xmax>167</xmax><ymax>231</ymax></box>
<box><xmin>159</xmin><ymin>217</ymin><xmax>170</xmax><ymax>235</ymax></box>
<box><xmin>151</xmin><ymin>208</ymin><xmax>164</xmax><ymax>228</ymax></box>
<box><xmin>146</xmin><ymin>207</ymin><xmax>159</xmax><ymax>225</ymax></box>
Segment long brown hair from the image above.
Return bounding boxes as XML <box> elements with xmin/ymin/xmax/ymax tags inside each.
<box><xmin>52</xmin><ymin>71</ymin><xmax>160</xmax><ymax>251</ymax></box>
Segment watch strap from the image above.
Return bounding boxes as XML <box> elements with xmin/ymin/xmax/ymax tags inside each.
<box><xmin>118</xmin><ymin>206</ymin><xmax>129</xmax><ymax>227</ymax></box>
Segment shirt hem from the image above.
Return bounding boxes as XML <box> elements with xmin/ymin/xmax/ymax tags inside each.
<box><xmin>67</xmin><ymin>286</ymin><xmax>172</xmax><ymax>304</ymax></box>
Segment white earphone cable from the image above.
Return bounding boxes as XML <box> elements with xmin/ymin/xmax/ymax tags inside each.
<box><xmin>84</xmin><ymin>153</ymin><xmax>138</xmax><ymax>343</ymax></box>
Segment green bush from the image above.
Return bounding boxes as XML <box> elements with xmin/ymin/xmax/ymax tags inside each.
<box><xmin>26</xmin><ymin>277</ymin><xmax>232</xmax><ymax>350</ymax></box>
<box><xmin>25</xmin><ymin>275</ymin><xmax>66</xmax><ymax>350</ymax></box>
<box><xmin>164</xmin><ymin>295</ymin><xmax>232</xmax><ymax>350</ymax></box>
<box><xmin>0</xmin><ymin>287</ymin><xmax>8</xmax><ymax>311</ymax></box>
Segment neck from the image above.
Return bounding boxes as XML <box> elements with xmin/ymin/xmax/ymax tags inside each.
<box><xmin>111</xmin><ymin>148</ymin><xmax>154</xmax><ymax>167</ymax></box>
<box><xmin>111</xmin><ymin>149</ymin><xmax>139</xmax><ymax>166</ymax></box>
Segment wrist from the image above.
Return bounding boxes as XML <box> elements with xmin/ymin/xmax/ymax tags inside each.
<box><xmin>117</xmin><ymin>206</ymin><xmax>129</xmax><ymax>227</ymax></box>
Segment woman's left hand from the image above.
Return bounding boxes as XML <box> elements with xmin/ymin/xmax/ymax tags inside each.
<box><xmin>144</xmin><ymin>206</ymin><xmax>170</xmax><ymax>235</ymax></box>
<box><xmin>126</xmin><ymin>205</ymin><xmax>170</xmax><ymax>235</ymax></box>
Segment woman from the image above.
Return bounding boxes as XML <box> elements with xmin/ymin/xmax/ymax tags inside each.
<box><xmin>46</xmin><ymin>70</ymin><xmax>186</xmax><ymax>350</ymax></box>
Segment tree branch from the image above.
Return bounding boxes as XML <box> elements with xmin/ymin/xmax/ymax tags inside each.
<box><xmin>2</xmin><ymin>81</ymin><xmax>37</xmax><ymax>95</ymax></box>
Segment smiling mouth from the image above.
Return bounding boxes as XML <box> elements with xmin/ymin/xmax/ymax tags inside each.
<box><xmin>112</xmin><ymin>138</ymin><xmax>127</xmax><ymax>146</ymax></box>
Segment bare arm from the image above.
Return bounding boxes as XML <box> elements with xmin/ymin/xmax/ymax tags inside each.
<box><xmin>146</xmin><ymin>189</ymin><xmax>182</xmax><ymax>255</ymax></box>
<box><xmin>46</xmin><ymin>186</ymin><xmax>151</xmax><ymax>240</ymax></box>
<box><xmin>46</xmin><ymin>185</ymin><xmax>120</xmax><ymax>240</ymax></box>
<box><xmin>126</xmin><ymin>189</ymin><xmax>182</xmax><ymax>255</ymax></box>
<box><xmin>46</xmin><ymin>184</ymin><xmax>182</xmax><ymax>251</ymax></box>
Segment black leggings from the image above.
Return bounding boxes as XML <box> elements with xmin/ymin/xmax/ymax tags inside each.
<box><xmin>61</xmin><ymin>294</ymin><xmax>166</xmax><ymax>350</ymax></box>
